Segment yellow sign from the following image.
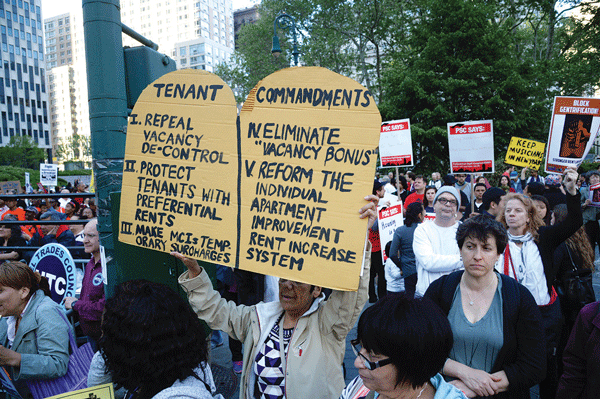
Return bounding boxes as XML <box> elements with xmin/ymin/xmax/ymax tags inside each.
<box><xmin>119</xmin><ymin>68</ymin><xmax>381</xmax><ymax>290</ymax></box>
<box><xmin>504</xmin><ymin>136</ymin><xmax>546</xmax><ymax>170</ymax></box>
<box><xmin>89</xmin><ymin>169</ymin><xmax>95</xmax><ymax>193</ymax></box>
<box><xmin>46</xmin><ymin>383</ymin><xmax>114</xmax><ymax>399</ymax></box>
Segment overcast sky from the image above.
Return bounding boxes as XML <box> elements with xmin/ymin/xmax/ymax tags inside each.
<box><xmin>41</xmin><ymin>0</ymin><xmax>258</xmax><ymax>19</ymax></box>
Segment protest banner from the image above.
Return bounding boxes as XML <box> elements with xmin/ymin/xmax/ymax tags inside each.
<box><xmin>504</xmin><ymin>137</ymin><xmax>546</xmax><ymax>170</ymax></box>
<box><xmin>377</xmin><ymin>201</ymin><xmax>403</xmax><ymax>262</ymax></box>
<box><xmin>119</xmin><ymin>68</ymin><xmax>381</xmax><ymax>290</ymax></box>
<box><xmin>29</xmin><ymin>243</ymin><xmax>77</xmax><ymax>304</ymax></box>
<box><xmin>40</xmin><ymin>163</ymin><xmax>58</xmax><ymax>187</ymax></box>
<box><xmin>447</xmin><ymin>120</ymin><xmax>494</xmax><ymax>173</ymax></box>
<box><xmin>24</xmin><ymin>172</ymin><xmax>33</xmax><ymax>193</ymax></box>
<box><xmin>379</xmin><ymin>119</ymin><xmax>413</xmax><ymax>167</ymax></box>
<box><xmin>545</xmin><ymin>96</ymin><xmax>600</xmax><ymax>173</ymax></box>
<box><xmin>0</xmin><ymin>180</ymin><xmax>23</xmax><ymax>194</ymax></box>
<box><xmin>46</xmin><ymin>383</ymin><xmax>115</xmax><ymax>399</ymax></box>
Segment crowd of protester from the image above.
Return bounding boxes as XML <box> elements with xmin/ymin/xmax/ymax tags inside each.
<box><xmin>4</xmin><ymin>165</ymin><xmax>600</xmax><ymax>399</ymax></box>
<box><xmin>373</xmin><ymin>166</ymin><xmax>600</xmax><ymax>399</ymax></box>
<box><xmin>0</xmin><ymin>180</ymin><xmax>96</xmax><ymax>262</ymax></box>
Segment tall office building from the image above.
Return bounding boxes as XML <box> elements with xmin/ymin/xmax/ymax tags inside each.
<box><xmin>120</xmin><ymin>0</ymin><xmax>235</xmax><ymax>71</ymax></box>
<box><xmin>44</xmin><ymin>9</ymin><xmax>90</xmax><ymax>167</ymax></box>
<box><xmin>44</xmin><ymin>13</ymin><xmax>72</xmax><ymax>69</ymax></box>
<box><xmin>43</xmin><ymin>0</ymin><xmax>238</xmax><ymax>167</ymax></box>
<box><xmin>0</xmin><ymin>0</ymin><xmax>51</xmax><ymax>155</ymax></box>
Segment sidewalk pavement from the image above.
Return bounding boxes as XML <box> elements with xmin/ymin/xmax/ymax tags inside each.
<box><xmin>210</xmin><ymin>265</ymin><xmax>600</xmax><ymax>399</ymax></box>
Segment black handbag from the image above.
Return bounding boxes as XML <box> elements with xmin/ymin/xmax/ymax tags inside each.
<box><xmin>555</xmin><ymin>246</ymin><xmax>596</xmax><ymax>312</ymax></box>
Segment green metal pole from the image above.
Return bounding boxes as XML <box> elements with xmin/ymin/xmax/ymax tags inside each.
<box><xmin>82</xmin><ymin>0</ymin><xmax>127</xmax><ymax>297</ymax></box>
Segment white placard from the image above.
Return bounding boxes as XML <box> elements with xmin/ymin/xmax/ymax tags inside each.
<box><xmin>24</xmin><ymin>172</ymin><xmax>33</xmax><ymax>193</ymax></box>
<box><xmin>377</xmin><ymin>201</ymin><xmax>403</xmax><ymax>263</ymax></box>
<box><xmin>39</xmin><ymin>163</ymin><xmax>58</xmax><ymax>187</ymax></box>
<box><xmin>379</xmin><ymin>119</ymin><xmax>413</xmax><ymax>167</ymax></box>
<box><xmin>447</xmin><ymin>120</ymin><xmax>495</xmax><ymax>174</ymax></box>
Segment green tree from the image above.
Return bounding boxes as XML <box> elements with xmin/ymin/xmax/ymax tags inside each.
<box><xmin>0</xmin><ymin>136</ymin><xmax>46</xmax><ymax>169</ymax></box>
<box><xmin>378</xmin><ymin>0</ymin><xmax>600</xmax><ymax>172</ymax></box>
<box><xmin>216</xmin><ymin>0</ymin><xmax>402</xmax><ymax>102</ymax></box>
<box><xmin>216</xmin><ymin>0</ymin><xmax>599</xmax><ymax>173</ymax></box>
<box><xmin>55</xmin><ymin>134</ymin><xmax>91</xmax><ymax>162</ymax></box>
<box><xmin>555</xmin><ymin>2</ymin><xmax>600</xmax><ymax>96</ymax></box>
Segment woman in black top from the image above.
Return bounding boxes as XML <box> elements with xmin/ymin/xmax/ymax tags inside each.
<box><xmin>0</xmin><ymin>215</ymin><xmax>26</xmax><ymax>261</ymax></box>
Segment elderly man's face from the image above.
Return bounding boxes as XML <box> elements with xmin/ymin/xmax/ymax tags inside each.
<box><xmin>83</xmin><ymin>220</ymin><xmax>100</xmax><ymax>255</ymax></box>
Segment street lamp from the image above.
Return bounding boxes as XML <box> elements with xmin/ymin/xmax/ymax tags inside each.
<box><xmin>271</xmin><ymin>12</ymin><xmax>300</xmax><ymax>67</ymax></box>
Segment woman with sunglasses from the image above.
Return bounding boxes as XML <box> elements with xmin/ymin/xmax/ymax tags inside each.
<box><xmin>425</xmin><ymin>216</ymin><xmax>545</xmax><ymax>398</ymax></box>
<box><xmin>340</xmin><ymin>293</ymin><xmax>466</xmax><ymax>399</ymax></box>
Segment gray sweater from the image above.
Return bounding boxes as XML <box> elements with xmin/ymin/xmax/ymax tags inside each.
<box><xmin>389</xmin><ymin>223</ymin><xmax>419</xmax><ymax>277</ymax></box>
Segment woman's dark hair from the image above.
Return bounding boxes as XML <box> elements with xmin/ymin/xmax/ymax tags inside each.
<box><xmin>357</xmin><ymin>293</ymin><xmax>453</xmax><ymax>389</ymax></box>
<box><xmin>0</xmin><ymin>261</ymin><xmax>51</xmax><ymax>298</ymax></box>
<box><xmin>553</xmin><ymin>204</ymin><xmax>594</xmax><ymax>270</ymax></box>
<box><xmin>77</xmin><ymin>206</ymin><xmax>96</xmax><ymax>218</ymax></box>
<box><xmin>531</xmin><ymin>194</ymin><xmax>551</xmax><ymax>226</ymax></box>
<box><xmin>422</xmin><ymin>186</ymin><xmax>437</xmax><ymax>209</ymax></box>
<box><xmin>404</xmin><ymin>202</ymin><xmax>424</xmax><ymax>227</ymax></box>
<box><xmin>100</xmin><ymin>279</ymin><xmax>209</xmax><ymax>399</ymax></box>
<box><xmin>397</xmin><ymin>175</ymin><xmax>408</xmax><ymax>191</ymax></box>
<box><xmin>499</xmin><ymin>175</ymin><xmax>510</xmax><ymax>187</ymax></box>
<box><xmin>66</xmin><ymin>200</ymin><xmax>79</xmax><ymax>214</ymax></box>
<box><xmin>456</xmin><ymin>214</ymin><xmax>508</xmax><ymax>255</ymax></box>
<box><xmin>1</xmin><ymin>214</ymin><xmax>22</xmax><ymax>240</ymax></box>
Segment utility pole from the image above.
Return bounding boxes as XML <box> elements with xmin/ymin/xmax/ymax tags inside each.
<box><xmin>82</xmin><ymin>0</ymin><xmax>127</xmax><ymax>296</ymax></box>
<box><xmin>82</xmin><ymin>0</ymin><xmax>177</xmax><ymax>296</ymax></box>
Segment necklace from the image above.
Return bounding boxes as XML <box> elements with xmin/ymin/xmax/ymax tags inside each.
<box><xmin>463</xmin><ymin>275</ymin><xmax>496</xmax><ymax>306</ymax></box>
<box><xmin>416</xmin><ymin>382</ymin><xmax>428</xmax><ymax>398</ymax></box>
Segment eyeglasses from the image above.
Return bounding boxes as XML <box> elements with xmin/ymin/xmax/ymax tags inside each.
<box><xmin>351</xmin><ymin>339</ymin><xmax>393</xmax><ymax>370</ymax></box>
<box><xmin>436</xmin><ymin>198</ymin><xmax>458</xmax><ymax>207</ymax></box>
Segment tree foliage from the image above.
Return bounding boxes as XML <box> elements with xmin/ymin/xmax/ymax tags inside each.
<box><xmin>0</xmin><ymin>136</ymin><xmax>46</xmax><ymax>169</ymax></box>
<box><xmin>55</xmin><ymin>134</ymin><xmax>92</xmax><ymax>163</ymax></box>
<box><xmin>216</xmin><ymin>0</ymin><xmax>600</xmax><ymax>173</ymax></box>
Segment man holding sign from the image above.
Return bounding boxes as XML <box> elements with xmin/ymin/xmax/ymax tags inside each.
<box><xmin>174</xmin><ymin>196</ymin><xmax>376</xmax><ymax>399</ymax></box>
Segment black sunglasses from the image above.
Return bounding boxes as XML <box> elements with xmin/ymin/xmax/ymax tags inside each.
<box><xmin>351</xmin><ymin>339</ymin><xmax>393</xmax><ymax>370</ymax></box>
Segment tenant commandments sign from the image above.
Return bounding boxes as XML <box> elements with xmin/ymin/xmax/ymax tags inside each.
<box><xmin>119</xmin><ymin>68</ymin><xmax>381</xmax><ymax>290</ymax></box>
